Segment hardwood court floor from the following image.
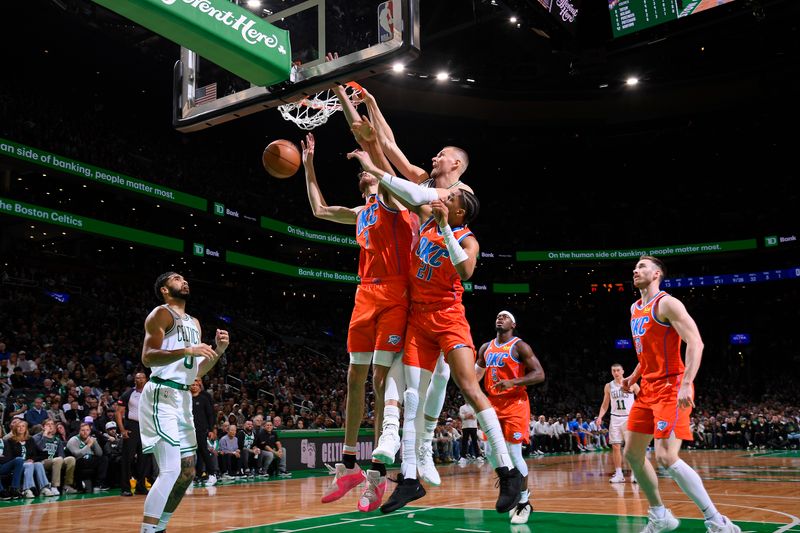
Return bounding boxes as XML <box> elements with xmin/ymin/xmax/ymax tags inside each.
<box><xmin>2</xmin><ymin>450</ymin><xmax>798</xmax><ymax>532</ymax></box>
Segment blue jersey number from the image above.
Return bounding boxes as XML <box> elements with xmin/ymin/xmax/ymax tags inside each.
<box><xmin>416</xmin><ymin>263</ymin><xmax>432</xmax><ymax>281</ymax></box>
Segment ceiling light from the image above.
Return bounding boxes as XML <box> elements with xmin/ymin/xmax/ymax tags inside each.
<box><xmin>436</xmin><ymin>71</ymin><xmax>449</xmax><ymax>81</ymax></box>
<box><xmin>510</xmin><ymin>16</ymin><xmax>517</xmax><ymax>23</ymax></box>
<box><xmin>626</xmin><ymin>77</ymin><xmax>639</xmax><ymax>86</ymax></box>
<box><xmin>246</xmin><ymin>0</ymin><xmax>261</xmax><ymax>7</ymax></box>
<box><xmin>392</xmin><ymin>62</ymin><xmax>405</xmax><ymax>72</ymax></box>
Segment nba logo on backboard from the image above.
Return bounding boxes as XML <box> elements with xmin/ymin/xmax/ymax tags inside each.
<box><xmin>378</xmin><ymin>1</ymin><xmax>394</xmax><ymax>43</ymax></box>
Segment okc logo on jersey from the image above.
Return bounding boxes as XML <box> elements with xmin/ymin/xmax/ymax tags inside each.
<box><xmin>485</xmin><ymin>351</ymin><xmax>509</xmax><ymax>368</ymax></box>
<box><xmin>356</xmin><ymin>202</ymin><xmax>379</xmax><ymax>236</ymax></box>
<box><xmin>630</xmin><ymin>316</ymin><xmax>649</xmax><ymax>337</ymax></box>
<box><xmin>513</xmin><ymin>432</ymin><xmax>523</xmax><ymax>440</ymax></box>
<box><xmin>387</xmin><ymin>335</ymin><xmax>402</xmax><ymax>345</ymax></box>
<box><xmin>416</xmin><ymin>236</ymin><xmax>447</xmax><ymax>268</ymax></box>
<box><xmin>657</xmin><ymin>420</ymin><xmax>668</xmax><ymax>431</ymax></box>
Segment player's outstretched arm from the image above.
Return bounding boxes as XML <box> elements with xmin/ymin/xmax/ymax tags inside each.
<box><xmin>361</xmin><ymin>87</ymin><xmax>429</xmax><ymax>184</ymax></box>
<box><xmin>302</xmin><ymin>133</ymin><xmax>358</xmax><ymax>225</ymax></box>
<box><xmin>659</xmin><ymin>295</ymin><xmax>703</xmax><ymax>408</ymax></box>
<box><xmin>595</xmin><ymin>383</ymin><xmax>611</xmax><ymax>428</ymax></box>
<box><xmin>141</xmin><ymin>307</ymin><xmax>215</xmax><ymax>367</ymax></box>
<box><xmin>347</xmin><ymin>149</ymin><xmax>446</xmax><ymax>219</ymax></box>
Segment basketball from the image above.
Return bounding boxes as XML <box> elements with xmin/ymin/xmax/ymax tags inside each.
<box><xmin>262</xmin><ymin>139</ymin><xmax>301</xmax><ymax>178</ymax></box>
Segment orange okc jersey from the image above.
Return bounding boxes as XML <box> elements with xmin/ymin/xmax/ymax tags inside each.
<box><xmin>483</xmin><ymin>337</ymin><xmax>527</xmax><ymax>399</ymax></box>
<box><xmin>410</xmin><ymin>217</ymin><xmax>473</xmax><ymax>306</ymax></box>
<box><xmin>356</xmin><ymin>195</ymin><xmax>413</xmax><ymax>279</ymax></box>
<box><xmin>630</xmin><ymin>291</ymin><xmax>685</xmax><ymax>382</ymax></box>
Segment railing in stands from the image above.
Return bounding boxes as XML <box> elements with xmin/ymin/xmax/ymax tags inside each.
<box><xmin>226</xmin><ymin>374</ymin><xmax>242</xmax><ymax>393</ymax></box>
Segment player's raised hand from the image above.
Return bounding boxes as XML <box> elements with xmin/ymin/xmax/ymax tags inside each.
<box><xmin>191</xmin><ymin>343</ymin><xmax>217</xmax><ymax>359</ymax></box>
<box><xmin>621</xmin><ymin>376</ymin><xmax>632</xmax><ymax>392</ymax></box>
<box><xmin>347</xmin><ymin>149</ymin><xmax>378</xmax><ymax>174</ymax></box>
<box><xmin>215</xmin><ymin>329</ymin><xmax>229</xmax><ymax>354</ymax></box>
<box><xmin>300</xmin><ymin>133</ymin><xmax>315</xmax><ymax>166</ymax></box>
<box><xmin>431</xmin><ymin>199</ymin><xmax>449</xmax><ymax>227</ymax></box>
<box><xmin>351</xmin><ymin>115</ymin><xmax>376</xmax><ymax>143</ymax></box>
<box><xmin>360</xmin><ymin>87</ymin><xmax>376</xmax><ymax>106</ymax></box>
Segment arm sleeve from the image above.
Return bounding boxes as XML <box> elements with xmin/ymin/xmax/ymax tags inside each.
<box><xmin>379</xmin><ymin>173</ymin><xmax>439</xmax><ymax>205</ymax></box>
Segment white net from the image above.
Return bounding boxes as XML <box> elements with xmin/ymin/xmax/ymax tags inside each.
<box><xmin>278</xmin><ymin>83</ymin><xmax>364</xmax><ymax>130</ymax></box>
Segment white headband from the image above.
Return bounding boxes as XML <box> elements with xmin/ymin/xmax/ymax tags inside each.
<box><xmin>498</xmin><ymin>310</ymin><xmax>516</xmax><ymax>325</ymax></box>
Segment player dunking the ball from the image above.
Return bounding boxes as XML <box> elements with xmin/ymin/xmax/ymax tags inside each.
<box><xmin>624</xmin><ymin>256</ymin><xmax>739</xmax><ymax>533</ymax></box>
<box><xmin>139</xmin><ymin>272</ymin><xmax>228</xmax><ymax>533</ymax></box>
<box><xmin>348</xmin><ymin>149</ymin><xmax>524</xmax><ymax>515</ymax></box>
<box><xmin>596</xmin><ymin>363</ymin><xmax>639</xmax><ymax>484</ymax></box>
<box><xmin>302</xmin><ymin>131</ymin><xmax>414</xmax><ymax>512</ymax></box>
<box><xmin>476</xmin><ymin>310</ymin><xmax>545</xmax><ymax>525</ymax></box>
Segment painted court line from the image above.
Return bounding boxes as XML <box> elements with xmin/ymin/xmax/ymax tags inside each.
<box><xmin>414</xmin><ymin>521</ymin><xmax>433</xmax><ymax>526</ymax></box>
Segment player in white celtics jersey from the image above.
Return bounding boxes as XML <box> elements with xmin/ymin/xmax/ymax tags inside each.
<box><xmin>596</xmin><ymin>363</ymin><xmax>640</xmax><ymax>483</ymax></box>
<box><xmin>139</xmin><ymin>272</ymin><xmax>229</xmax><ymax>533</ymax></box>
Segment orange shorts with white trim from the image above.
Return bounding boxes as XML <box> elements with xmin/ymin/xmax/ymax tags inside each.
<box><xmin>347</xmin><ymin>278</ymin><xmax>409</xmax><ymax>353</ymax></box>
<box><xmin>490</xmin><ymin>393</ymin><xmax>531</xmax><ymax>444</ymax></box>
<box><xmin>403</xmin><ymin>302</ymin><xmax>473</xmax><ymax>372</ymax></box>
<box><xmin>627</xmin><ymin>376</ymin><xmax>692</xmax><ymax>440</ymax></box>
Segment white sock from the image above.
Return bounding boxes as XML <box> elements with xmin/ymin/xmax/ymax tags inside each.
<box><xmin>615</xmin><ymin>467</ymin><xmax>623</xmax><ymax>476</ymax></box>
<box><xmin>384</xmin><ymin>405</ymin><xmax>400</xmax><ymax>428</ymax></box>
<box><xmin>667</xmin><ymin>459</ymin><xmax>718</xmax><ymax>520</ymax></box>
<box><xmin>421</xmin><ymin>418</ymin><xmax>437</xmax><ymax>444</ymax></box>
<box><xmin>476</xmin><ymin>408</ymin><xmax>512</xmax><ymax>469</ymax></box>
<box><xmin>157</xmin><ymin>511</ymin><xmax>172</xmax><ymax>530</ymax></box>
<box><xmin>650</xmin><ymin>505</ymin><xmax>666</xmax><ymax>519</ymax></box>
<box><xmin>519</xmin><ymin>489</ymin><xmax>530</xmax><ymax>504</ymax></box>
<box><xmin>140</xmin><ymin>524</ymin><xmax>160</xmax><ymax>533</ymax></box>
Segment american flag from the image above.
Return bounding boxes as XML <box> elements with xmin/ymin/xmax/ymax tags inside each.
<box><xmin>194</xmin><ymin>82</ymin><xmax>217</xmax><ymax>105</ymax></box>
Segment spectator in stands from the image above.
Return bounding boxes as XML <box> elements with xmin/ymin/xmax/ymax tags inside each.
<box><xmin>33</xmin><ymin>418</ymin><xmax>78</xmax><ymax>495</ymax></box>
<box><xmin>25</xmin><ymin>396</ymin><xmax>49</xmax><ymax>427</ymax></box>
<box><xmin>18</xmin><ymin>351</ymin><xmax>36</xmax><ymax>374</ymax></box>
<box><xmin>47</xmin><ymin>397</ymin><xmax>67</xmax><ymax>424</ymax></box>
<box><xmin>67</xmin><ymin>422</ymin><xmax>108</xmax><ymax>493</ymax></box>
<box><xmin>259</xmin><ymin>420</ymin><xmax>289</xmax><ymax>477</ymax></box>
<box><xmin>218</xmin><ymin>424</ymin><xmax>241</xmax><ymax>478</ymax></box>
<box><xmin>7</xmin><ymin>420</ymin><xmax>56</xmax><ymax>497</ymax></box>
<box><xmin>237</xmin><ymin>419</ymin><xmax>258</xmax><ymax>476</ymax></box>
<box><xmin>102</xmin><ymin>421</ymin><xmax>124</xmax><ymax>488</ymax></box>
<box><xmin>459</xmin><ymin>401</ymin><xmax>479</xmax><ymax>466</ymax></box>
<box><xmin>205</xmin><ymin>428</ymin><xmax>220</xmax><ymax>480</ymax></box>
<box><xmin>0</xmin><ymin>424</ymin><xmax>24</xmax><ymax>500</ymax></box>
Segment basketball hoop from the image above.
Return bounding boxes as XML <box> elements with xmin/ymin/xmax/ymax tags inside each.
<box><xmin>278</xmin><ymin>82</ymin><xmax>364</xmax><ymax>130</ymax></box>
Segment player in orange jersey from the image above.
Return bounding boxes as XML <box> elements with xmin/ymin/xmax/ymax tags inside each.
<box><xmin>476</xmin><ymin>310</ymin><xmax>545</xmax><ymax>525</ymax></box>
<box><xmin>623</xmin><ymin>256</ymin><xmax>740</xmax><ymax>533</ymax></box>
<box><xmin>348</xmin><ymin>149</ymin><xmax>524</xmax><ymax>516</ymax></box>
<box><xmin>302</xmin><ymin>132</ymin><xmax>414</xmax><ymax>512</ymax></box>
